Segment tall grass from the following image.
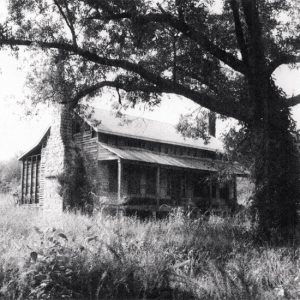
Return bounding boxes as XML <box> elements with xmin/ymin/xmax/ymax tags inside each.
<box><xmin>0</xmin><ymin>195</ymin><xmax>299</xmax><ymax>299</ymax></box>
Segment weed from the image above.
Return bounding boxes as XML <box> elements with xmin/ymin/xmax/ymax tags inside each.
<box><xmin>0</xmin><ymin>199</ymin><xmax>298</xmax><ymax>299</ymax></box>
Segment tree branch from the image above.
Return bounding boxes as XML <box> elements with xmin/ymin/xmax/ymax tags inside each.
<box><xmin>53</xmin><ymin>0</ymin><xmax>77</xmax><ymax>48</ymax></box>
<box><xmin>68</xmin><ymin>80</ymin><xmax>166</xmax><ymax>105</ymax></box>
<box><xmin>0</xmin><ymin>36</ymin><xmax>249</xmax><ymax>121</ymax></box>
<box><xmin>229</xmin><ymin>0</ymin><xmax>249</xmax><ymax>67</ymax></box>
<box><xmin>268</xmin><ymin>54</ymin><xmax>300</xmax><ymax>75</ymax></box>
<box><xmin>287</xmin><ymin>94</ymin><xmax>300</xmax><ymax>107</ymax></box>
<box><xmin>92</xmin><ymin>11</ymin><xmax>247</xmax><ymax>74</ymax></box>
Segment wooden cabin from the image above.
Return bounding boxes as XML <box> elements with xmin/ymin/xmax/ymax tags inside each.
<box><xmin>19</xmin><ymin>106</ymin><xmax>243</xmax><ymax>214</ymax></box>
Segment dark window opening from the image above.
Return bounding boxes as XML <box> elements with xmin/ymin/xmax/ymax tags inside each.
<box><xmin>84</xmin><ymin>122</ymin><xmax>91</xmax><ymax>132</ymax></box>
<box><xmin>145</xmin><ymin>167</ymin><xmax>156</xmax><ymax>195</ymax></box>
<box><xmin>179</xmin><ymin>147</ymin><xmax>184</xmax><ymax>156</ymax></box>
<box><xmin>180</xmin><ymin>175</ymin><xmax>186</xmax><ymax>197</ymax></box>
<box><xmin>193</xmin><ymin>176</ymin><xmax>209</xmax><ymax>198</ymax></box>
<box><xmin>108</xmin><ymin>162</ymin><xmax>118</xmax><ymax>193</ymax></box>
<box><xmin>166</xmin><ymin>173</ymin><xmax>171</xmax><ymax>196</ymax></box>
<box><xmin>147</xmin><ymin>143</ymin><xmax>154</xmax><ymax>151</ymax></box>
<box><xmin>220</xmin><ymin>183</ymin><xmax>229</xmax><ymax>200</ymax></box>
<box><xmin>211</xmin><ymin>179</ymin><xmax>217</xmax><ymax>198</ymax></box>
<box><xmin>128</xmin><ymin>165</ymin><xmax>141</xmax><ymax>194</ymax></box>
<box><xmin>73</xmin><ymin>121</ymin><xmax>81</xmax><ymax>134</ymax></box>
<box><xmin>98</xmin><ymin>134</ymin><xmax>108</xmax><ymax>143</ymax></box>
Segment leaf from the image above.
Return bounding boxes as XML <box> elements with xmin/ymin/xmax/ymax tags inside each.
<box><xmin>33</xmin><ymin>226</ymin><xmax>43</xmax><ymax>235</ymax></box>
<box><xmin>30</xmin><ymin>251</ymin><xmax>38</xmax><ymax>262</ymax></box>
<box><xmin>86</xmin><ymin>236</ymin><xmax>98</xmax><ymax>243</ymax></box>
<box><xmin>58</xmin><ymin>233</ymin><xmax>68</xmax><ymax>241</ymax></box>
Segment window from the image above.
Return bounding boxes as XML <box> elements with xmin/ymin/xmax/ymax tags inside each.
<box><xmin>166</xmin><ymin>174</ymin><xmax>171</xmax><ymax>196</ymax></box>
<box><xmin>128</xmin><ymin>165</ymin><xmax>141</xmax><ymax>194</ymax></box>
<box><xmin>220</xmin><ymin>183</ymin><xmax>229</xmax><ymax>200</ymax></box>
<box><xmin>99</xmin><ymin>134</ymin><xmax>108</xmax><ymax>143</ymax></box>
<box><xmin>73</xmin><ymin>120</ymin><xmax>81</xmax><ymax>134</ymax></box>
<box><xmin>84</xmin><ymin>122</ymin><xmax>91</xmax><ymax>132</ymax></box>
<box><xmin>211</xmin><ymin>179</ymin><xmax>217</xmax><ymax>198</ymax></box>
<box><xmin>145</xmin><ymin>167</ymin><xmax>156</xmax><ymax>195</ymax></box>
<box><xmin>147</xmin><ymin>143</ymin><xmax>154</xmax><ymax>151</ymax></box>
<box><xmin>193</xmin><ymin>176</ymin><xmax>209</xmax><ymax>198</ymax></box>
<box><xmin>108</xmin><ymin>162</ymin><xmax>118</xmax><ymax>193</ymax></box>
<box><xmin>179</xmin><ymin>147</ymin><xmax>184</xmax><ymax>156</ymax></box>
<box><xmin>108</xmin><ymin>135</ymin><xmax>117</xmax><ymax>145</ymax></box>
<box><xmin>180</xmin><ymin>176</ymin><xmax>186</xmax><ymax>197</ymax></box>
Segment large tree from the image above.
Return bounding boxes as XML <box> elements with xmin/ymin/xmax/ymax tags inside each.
<box><xmin>0</xmin><ymin>0</ymin><xmax>299</xmax><ymax>241</ymax></box>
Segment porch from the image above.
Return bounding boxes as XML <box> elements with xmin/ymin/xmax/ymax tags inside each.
<box><xmin>96</xmin><ymin>145</ymin><xmax>238</xmax><ymax>213</ymax></box>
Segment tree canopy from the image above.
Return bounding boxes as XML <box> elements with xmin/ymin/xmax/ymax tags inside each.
<box><xmin>0</xmin><ymin>0</ymin><xmax>299</xmax><ymax>118</ymax></box>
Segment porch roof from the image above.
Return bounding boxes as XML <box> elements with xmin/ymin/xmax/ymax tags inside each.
<box><xmin>98</xmin><ymin>143</ymin><xmax>245</xmax><ymax>174</ymax></box>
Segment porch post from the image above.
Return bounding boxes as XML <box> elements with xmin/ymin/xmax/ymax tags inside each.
<box><xmin>118</xmin><ymin>158</ymin><xmax>122</xmax><ymax>202</ymax></box>
<box><xmin>21</xmin><ymin>160</ymin><xmax>24</xmax><ymax>204</ymax></box>
<box><xmin>35</xmin><ymin>155</ymin><xmax>39</xmax><ymax>203</ymax></box>
<box><xmin>30</xmin><ymin>156</ymin><xmax>34</xmax><ymax>204</ymax></box>
<box><xmin>233</xmin><ymin>175</ymin><xmax>237</xmax><ymax>203</ymax></box>
<box><xmin>216</xmin><ymin>180</ymin><xmax>220</xmax><ymax>201</ymax></box>
<box><xmin>24</xmin><ymin>159</ymin><xmax>27</xmax><ymax>203</ymax></box>
<box><xmin>156</xmin><ymin>166</ymin><xmax>160</xmax><ymax>208</ymax></box>
<box><xmin>209</xmin><ymin>174</ymin><xmax>212</xmax><ymax>208</ymax></box>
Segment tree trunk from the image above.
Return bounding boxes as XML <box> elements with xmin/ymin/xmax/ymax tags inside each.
<box><xmin>250</xmin><ymin>83</ymin><xmax>299</xmax><ymax>242</ymax></box>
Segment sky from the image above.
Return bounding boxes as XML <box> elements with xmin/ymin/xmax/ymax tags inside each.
<box><xmin>0</xmin><ymin>1</ymin><xmax>299</xmax><ymax>161</ymax></box>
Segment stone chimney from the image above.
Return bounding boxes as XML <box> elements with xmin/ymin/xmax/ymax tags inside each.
<box><xmin>41</xmin><ymin>103</ymin><xmax>73</xmax><ymax>214</ymax></box>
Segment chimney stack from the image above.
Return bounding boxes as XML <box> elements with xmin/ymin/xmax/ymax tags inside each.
<box><xmin>208</xmin><ymin>112</ymin><xmax>216</xmax><ymax>137</ymax></box>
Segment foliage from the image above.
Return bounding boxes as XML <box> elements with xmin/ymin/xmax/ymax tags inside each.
<box><xmin>222</xmin><ymin>125</ymin><xmax>254</xmax><ymax>171</ymax></box>
<box><xmin>0</xmin><ymin>200</ymin><xmax>299</xmax><ymax>299</ymax></box>
<box><xmin>58</xmin><ymin>145</ymin><xmax>95</xmax><ymax>214</ymax></box>
<box><xmin>0</xmin><ymin>0</ymin><xmax>300</xmax><ymax>240</ymax></box>
<box><xmin>176</xmin><ymin>109</ymin><xmax>211</xmax><ymax>144</ymax></box>
<box><xmin>0</xmin><ymin>156</ymin><xmax>21</xmax><ymax>193</ymax></box>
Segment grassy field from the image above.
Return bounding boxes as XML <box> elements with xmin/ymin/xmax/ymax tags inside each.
<box><xmin>0</xmin><ymin>193</ymin><xmax>299</xmax><ymax>299</ymax></box>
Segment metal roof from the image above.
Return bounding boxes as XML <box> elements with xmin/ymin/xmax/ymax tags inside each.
<box><xmin>19</xmin><ymin>108</ymin><xmax>225</xmax><ymax>161</ymax></box>
<box><xmin>84</xmin><ymin>109</ymin><xmax>224</xmax><ymax>152</ymax></box>
<box><xmin>99</xmin><ymin>143</ymin><xmax>244</xmax><ymax>174</ymax></box>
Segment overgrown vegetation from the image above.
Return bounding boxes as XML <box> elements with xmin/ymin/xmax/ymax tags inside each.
<box><xmin>0</xmin><ymin>156</ymin><xmax>21</xmax><ymax>194</ymax></box>
<box><xmin>58</xmin><ymin>145</ymin><xmax>96</xmax><ymax>214</ymax></box>
<box><xmin>0</xmin><ymin>194</ymin><xmax>298</xmax><ymax>300</ymax></box>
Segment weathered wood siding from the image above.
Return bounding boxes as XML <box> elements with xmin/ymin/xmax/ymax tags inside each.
<box><xmin>73</xmin><ymin>131</ymin><xmax>98</xmax><ymax>160</ymax></box>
